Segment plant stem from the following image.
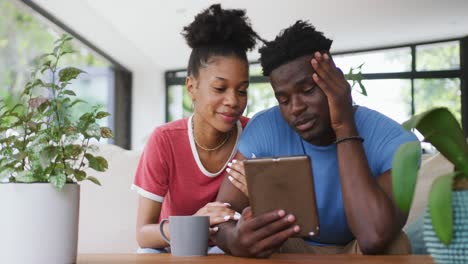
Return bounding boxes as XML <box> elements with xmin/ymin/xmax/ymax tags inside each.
<box><xmin>50</xmin><ymin>44</ymin><xmax>68</xmax><ymax>176</ymax></box>
<box><xmin>20</xmin><ymin>94</ymin><xmax>31</xmax><ymax>172</ymax></box>
<box><xmin>78</xmin><ymin>138</ymin><xmax>90</xmax><ymax>171</ymax></box>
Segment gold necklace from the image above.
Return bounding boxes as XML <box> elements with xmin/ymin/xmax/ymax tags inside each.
<box><xmin>192</xmin><ymin>117</ymin><xmax>232</xmax><ymax>152</ymax></box>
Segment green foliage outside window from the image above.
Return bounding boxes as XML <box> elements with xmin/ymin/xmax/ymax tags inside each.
<box><xmin>0</xmin><ymin>0</ymin><xmax>110</xmax><ymax>127</ymax></box>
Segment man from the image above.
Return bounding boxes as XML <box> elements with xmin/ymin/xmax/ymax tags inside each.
<box><xmin>213</xmin><ymin>21</ymin><xmax>418</xmax><ymax>258</ymax></box>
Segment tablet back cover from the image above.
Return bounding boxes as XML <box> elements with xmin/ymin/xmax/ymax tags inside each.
<box><xmin>244</xmin><ymin>156</ymin><xmax>320</xmax><ymax>238</ymax></box>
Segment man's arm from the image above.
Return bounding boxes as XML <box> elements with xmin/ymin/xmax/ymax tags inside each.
<box><xmin>213</xmin><ymin>152</ymin><xmax>299</xmax><ymax>257</ymax></box>
<box><xmin>311</xmin><ymin>52</ymin><xmax>407</xmax><ymax>254</ymax></box>
<box><xmin>336</xmin><ymin>138</ymin><xmax>408</xmax><ymax>254</ymax></box>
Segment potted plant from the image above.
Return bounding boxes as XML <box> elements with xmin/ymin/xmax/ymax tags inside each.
<box><xmin>0</xmin><ymin>35</ymin><xmax>112</xmax><ymax>263</ymax></box>
<box><xmin>392</xmin><ymin>107</ymin><xmax>468</xmax><ymax>263</ymax></box>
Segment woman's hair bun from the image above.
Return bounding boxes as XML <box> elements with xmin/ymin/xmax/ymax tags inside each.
<box><xmin>182</xmin><ymin>4</ymin><xmax>257</xmax><ymax>52</ymax></box>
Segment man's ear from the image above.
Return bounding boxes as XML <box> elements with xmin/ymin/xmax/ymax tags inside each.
<box><xmin>186</xmin><ymin>76</ymin><xmax>197</xmax><ymax>101</ymax></box>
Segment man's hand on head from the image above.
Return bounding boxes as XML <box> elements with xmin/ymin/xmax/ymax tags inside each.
<box><xmin>310</xmin><ymin>52</ymin><xmax>356</xmax><ymax>136</ymax></box>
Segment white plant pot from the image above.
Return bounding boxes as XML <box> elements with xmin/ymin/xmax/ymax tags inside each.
<box><xmin>0</xmin><ymin>183</ymin><xmax>80</xmax><ymax>264</ymax></box>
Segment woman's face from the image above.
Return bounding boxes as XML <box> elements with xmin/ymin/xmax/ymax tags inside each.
<box><xmin>187</xmin><ymin>55</ymin><xmax>249</xmax><ymax>133</ymax></box>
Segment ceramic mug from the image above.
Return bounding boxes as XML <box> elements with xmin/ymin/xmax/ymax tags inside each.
<box><xmin>159</xmin><ymin>215</ymin><xmax>209</xmax><ymax>256</ymax></box>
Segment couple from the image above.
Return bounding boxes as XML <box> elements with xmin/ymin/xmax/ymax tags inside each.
<box><xmin>131</xmin><ymin>4</ymin><xmax>417</xmax><ymax>257</ymax></box>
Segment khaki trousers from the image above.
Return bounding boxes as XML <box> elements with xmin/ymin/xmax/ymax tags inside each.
<box><xmin>279</xmin><ymin>232</ymin><xmax>411</xmax><ymax>255</ymax></box>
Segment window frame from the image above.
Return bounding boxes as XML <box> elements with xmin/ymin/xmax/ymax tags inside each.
<box><xmin>165</xmin><ymin>37</ymin><xmax>468</xmax><ymax>136</ymax></box>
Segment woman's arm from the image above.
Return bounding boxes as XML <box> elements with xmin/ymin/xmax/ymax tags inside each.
<box><xmin>136</xmin><ymin>196</ymin><xmax>240</xmax><ymax>249</ymax></box>
<box><xmin>136</xmin><ymin>196</ymin><xmax>168</xmax><ymax>249</ymax></box>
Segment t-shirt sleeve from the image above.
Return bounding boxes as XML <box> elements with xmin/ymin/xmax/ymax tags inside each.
<box><xmin>363</xmin><ymin>112</ymin><xmax>420</xmax><ymax>175</ymax></box>
<box><xmin>131</xmin><ymin>128</ymin><xmax>170</xmax><ymax>202</ymax></box>
<box><xmin>238</xmin><ymin>111</ymin><xmax>273</xmax><ymax>158</ymax></box>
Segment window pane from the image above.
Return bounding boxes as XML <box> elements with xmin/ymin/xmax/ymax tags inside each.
<box><xmin>414</xmin><ymin>78</ymin><xmax>461</xmax><ymax>123</ymax></box>
<box><xmin>416</xmin><ymin>41</ymin><xmax>460</xmax><ymax>71</ymax></box>
<box><xmin>0</xmin><ymin>0</ymin><xmax>114</xmax><ymax>142</ymax></box>
<box><xmin>167</xmin><ymin>85</ymin><xmax>191</xmax><ymax>122</ymax></box>
<box><xmin>334</xmin><ymin>47</ymin><xmax>411</xmax><ymax>74</ymax></box>
<box><xmin>352</xmin><ymin>79</ymin><xmax>411</xmax><ymax>123</ymax></box>
<box><xmin>249</xmin><ymin>63</ymin><xmax>263</xmax><ymax>76</ymax></box>
<box><xmin>71</xmin><ymin>68</ymin><xmax>113</xmax><ymax>128</ymax></box>
<box><xmin>245</xmin><ymin>83</ymin><xmax>277</xmax><ymax>117</ymax></box>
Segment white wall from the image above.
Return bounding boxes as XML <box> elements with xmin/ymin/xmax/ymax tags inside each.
<box><xmin>131</xmin><ymin>68</ymin><xmax>166</xmax><ymax>149</ymax></box>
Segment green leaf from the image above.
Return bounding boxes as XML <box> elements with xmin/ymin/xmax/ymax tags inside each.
<box><xmin>70</xmin><ymin>99</ymin><xmax>86</xmax><ymax>107</ymax></box>
<box><xmin>60</xmin><ymin>50</ymin><xmax>74</xmax><ymax>57</ymax></box>
<box><xmin>79</xmin><ymin>112</ymin><xmax>94</xmax><ymax>122</ymax></box>
<box><xmin>37</xmin><ymin>100</ymin><xmax>50</xmax><ymax>113</ymax></box>
<box><xmin>100</xmin><ymin>127</ymin><xmax>113</xmax><ymax>138</ymax></box>
<box><xmin>56</xmin><ymin>34</ymin><xmax>73</xmax><ymax>43</ymax></box>
<box><xmin>358</xmin><ymin>81</ymin><xmax>367</xmax><ymax>96</ymax></box>
<box><xmin>53</xmin><ymin>45</ymin><xmax>62</xmax><ymax>57</ymax></box>
<box><xmin>64</xmin><ymin>126</ymin><xmax>77</xmax><ymax>135</ymax></box>
<box><xmin>85</xmin><ymin>154</ymin><xmax>108</xmax><ymax>172</ymax></box>
<box><xmin>15</xmin><ymin>171</ymin><xmax>41</xmax><ymax>183</ymax></box>
<box><xmin>64</xmin><ymin>144</ymin><xmax>83</xmax><ymax>157</ymax></box>
<box><xmin>73</xmin><ymin>169</ymin><xmax>86</xmax><ymax>181</ymax></box>
<box><xmin>86</xmin><ymin>176</ymin><xmax>101</xmax><ymax>186</ymax></box>
<box><xmin>0</xmin><ymin>163</ymin><xmax>15</xmax><ymax>179</ymax></box>
<box><xmin>42</xmin><ymin>60</ymin><xmax>52</xmax><ymax>68</ymax></box>
<box><xmin>39</xmin><ymin>145</ymin><xmax>57</xmax><ymax>169</ymax></box>
<box><xmin>50</xmin><ymin>173</ymin><xmax>67</xmax><ymax>189</ymax></box>
<box><xmin>58</xmin><ymin>67</ymin><xmax>85</xmax><ymax>82</ymax></box>
<box><xmin>429</xmin><ymin>172</ymin><xmax>459</xmax><ymax>245</ymax></box>
<box><xmin>402</xmin><ymin>108</ymin><xmax>468</xmax><ymax>176</ymax></box>
<box><xmin>392</xmin><ymin>141</ymin><xmax>422</xmax><ymax>212</ymax></box>
<box><xmin>96</xmin><ymin>111</ymin><xmax>110</xmax><ymax>119</ymax></box>
<box><xmin>62</xmin><ymin>90</ymin><xmax>76</xmax><ymax>96</ymax></box>
<box><xmin>85</xmin><ymin>123</ymin><xmax>101</xmax><ymax>139</ymax></box>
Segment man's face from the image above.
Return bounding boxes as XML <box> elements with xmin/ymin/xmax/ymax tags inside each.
<box><xmin>270</xmin><ymin>54</ymin><xmax>334</xmax><ymax>145</ymax></box>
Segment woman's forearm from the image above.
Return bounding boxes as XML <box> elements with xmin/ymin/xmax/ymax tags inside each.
<box><xmin>136</xmin><ymin>222</ymin><xmax>170</xmax><ymax>249</ymax></box>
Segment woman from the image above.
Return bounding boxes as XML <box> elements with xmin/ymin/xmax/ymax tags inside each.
<box><xmin>131</xmin><ymin>4</ymin><xmax>259</xmax><ymax>252</ymax></box>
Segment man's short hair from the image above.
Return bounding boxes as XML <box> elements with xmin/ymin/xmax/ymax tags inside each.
<box><xmin>259</xmin><ymin>20</ymin><xmax>333</xmax><ymax>76</ymax></box>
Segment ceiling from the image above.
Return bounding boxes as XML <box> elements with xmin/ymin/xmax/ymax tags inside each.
<box><xmin>31</xmin><ymin>0</ymin><xmax>468</xmax><ymax>71</ymax></box>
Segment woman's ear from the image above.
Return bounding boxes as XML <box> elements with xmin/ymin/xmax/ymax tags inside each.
<box><xmin>186</xmin><ymin>76</ymin><xmax>197</xmax><ymax>101</ymax></box>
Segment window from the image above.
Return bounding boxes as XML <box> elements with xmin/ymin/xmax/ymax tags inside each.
<box><xmin>334</xmin><ymin>47</ymin><xmax>412</xmax><ymax>74</ymax></box>
<box><xmin>165</xmin><ymin>40</ymin><xmax>466</xmax><ymax>150</ymax></box>
<box><xmin>352</xmin><ymin>79</ymin><xmax>412</xmax><ymax>123</ymax></box>
<box><xmin>0</xmin><ymin>0</ymin><xmax>132</xmax><ymax>148</ymax></box>
<box><xmin>416</xmin><ymin>41</ymin><xmax>460</xmax><ymax>71</ymax></box>
<box><xmin>414</xmin><ymin>78</ymin><xmax>461</xmax><ymax>122</ymax></box>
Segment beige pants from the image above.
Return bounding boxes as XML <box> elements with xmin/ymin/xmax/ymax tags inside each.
<box><xmin>279</xmin><ymin>232</ymin><xmax>411</xmax><ymax>255</ymax></box>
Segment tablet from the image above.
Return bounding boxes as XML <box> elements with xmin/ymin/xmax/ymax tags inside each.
<box><xmin>243</xmin><ymin>155</ymin><xmax>319</xmax><ymax>238</ymax></box>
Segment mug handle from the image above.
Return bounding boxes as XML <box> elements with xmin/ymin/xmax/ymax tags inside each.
<box><xmin>159</xmin><ymin>219</ymin><xmax>170</xmax><ymax>244</ymax></box>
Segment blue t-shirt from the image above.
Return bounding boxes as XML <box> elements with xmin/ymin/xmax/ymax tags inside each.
<box><xmin>238</xmin><ymin>106</ymin><xmax>418</xmax><ymax>245</ymax></box>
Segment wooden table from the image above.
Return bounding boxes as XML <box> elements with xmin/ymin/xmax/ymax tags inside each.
<box><xmin>77</xmin><ymin>254</ymin><xmax>434</xmax><ymax>263</ymax></box>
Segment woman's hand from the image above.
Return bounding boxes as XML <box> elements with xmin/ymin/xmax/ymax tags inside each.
<box><xmin>227</xmin><ymin>159</ymin><xmax>249</xmax><ymax>197</ymax></box>
<box><xmin>194</xmin><ymin>202</ymin><xmax>240</xmax><ymax>244</ymax></box>
<box><xmin>194</xmin><ymin>201</ymin><xmax>240</xmax><ymax>226</ymax></box>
